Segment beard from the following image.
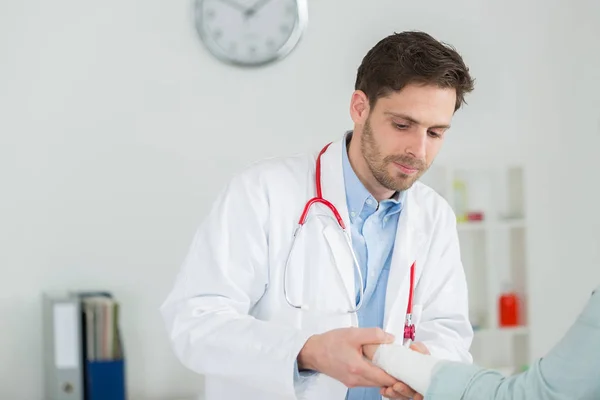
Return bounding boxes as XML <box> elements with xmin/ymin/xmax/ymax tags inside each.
<box><xmin>360</xmin><ymin>118</ymin><xmax>428</xmax><ymax>192</ymax></box>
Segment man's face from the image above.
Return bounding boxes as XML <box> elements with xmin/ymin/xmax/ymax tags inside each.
<box><xmin>353</xmin><ymin>83</ymin><xmax>456</xmax><ymax>192</ymax></box>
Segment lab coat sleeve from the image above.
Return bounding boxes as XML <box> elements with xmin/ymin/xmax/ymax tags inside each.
<box><xmin>159</xmin><ymin>170</ymin><xmax>314</xmax><ymax>398</ymax></box>
<box><xmin>416</xmin><ymin>205</ymin><xmax>473</xmax><ymax>363</ymax></box>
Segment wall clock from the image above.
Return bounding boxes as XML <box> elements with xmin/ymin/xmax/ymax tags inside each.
<box><xmin>194</xmin><ymin>0</ymin><xmax>308</xmax><ymax>67</ymax></box>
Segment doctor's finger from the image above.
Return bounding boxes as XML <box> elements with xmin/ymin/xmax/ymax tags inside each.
<box><xmin>351</xmin><ymin>327</ymin><xmax>395</xmax><ymax>345</ymax></box>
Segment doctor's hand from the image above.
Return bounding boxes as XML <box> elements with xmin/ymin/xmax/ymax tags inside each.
<box><xmin>297</xmin><ymin>327</ymin><xmax>399</xmax><ymax>389</ymax></box>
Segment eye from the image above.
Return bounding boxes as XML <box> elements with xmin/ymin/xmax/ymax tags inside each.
<box><xmin>428</xmin><ymin>131</ymin><xmax>442</xmax><ymax>138</ymax></box>
<box><xmin>394</xmin><ymin>123</ymin><xmax>409</xmax><ymax>130</ymax></box>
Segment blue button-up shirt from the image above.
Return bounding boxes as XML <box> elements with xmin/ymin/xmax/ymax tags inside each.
<box><xmin>342</xmin><ymin>138</ymin><xmax>404</xmax><ymax>400</ymax></box>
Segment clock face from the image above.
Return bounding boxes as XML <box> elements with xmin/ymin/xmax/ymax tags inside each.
<box><xmin>195</xmin><ymin>0</ymin><xmax>307</xmax><ymax>66</ymax></box>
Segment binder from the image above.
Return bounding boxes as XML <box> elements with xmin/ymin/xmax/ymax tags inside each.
<box><xmin>85</xmin><ymin>359</ymin><xmax>126</xmax><ymax>400</ymax></box>
<box><xmin>78</xmin><ymin>291</ymin><xmax>126</xmax><ymax>400</ymax></box>
<box><xmin>43</xmin><ymin>291</ymin><xmax>127</xmax><ymax>400</ymax></box>
<box><xmin>43</xmin><ymin>292</ymin><xmax>84</xmax><ymax>400</ymax></box>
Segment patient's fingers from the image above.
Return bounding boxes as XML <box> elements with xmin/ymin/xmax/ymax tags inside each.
<box><xmin>392</xmin><ymin>381</ymin><xmax>416</xmax><ymax>396</ymax></box>
<box><xmin>380</xmin><ymin>381</ymin><xmax>415</xmax><ymax>399</ymax></box>
<box><xmin>409</xmin><ymin>342</ymin><xmax>430</xmax><ymax>355</ymax></box>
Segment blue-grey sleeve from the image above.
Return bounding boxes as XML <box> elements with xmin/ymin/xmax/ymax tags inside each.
<box><xmin>426</xmin><ymin>286</ymin><xmax>600</xmax><ymax>400</ymax></box>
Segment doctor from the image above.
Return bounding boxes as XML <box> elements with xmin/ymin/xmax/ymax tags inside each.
<box><xmin>160</xmin><ymin>30</ymin><xmax>476</xmax><ymax>400</ymax></box>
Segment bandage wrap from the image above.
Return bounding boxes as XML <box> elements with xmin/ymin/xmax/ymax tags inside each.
<box><xmin>372</xmin><ymin>344</ymin><xmax>443</xmax><ymax>395</ymax></box>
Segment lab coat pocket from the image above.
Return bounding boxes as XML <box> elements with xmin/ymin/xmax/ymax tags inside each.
<box><xmin>293</xmin><ymin>222</ymin><xmax>355</xmax><ymax>332</ymax></box>
<box><xmin>320</xmin><ymin>224</ymin><xmax>356</xmax><ymax>314</ymax></box>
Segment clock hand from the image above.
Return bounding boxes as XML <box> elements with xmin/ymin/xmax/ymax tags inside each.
<box><xmin>244</xmin><ymin>0</ymin><xmax>272</xmax><ymax>18</ymax></box>
<box><xmin>214</xmin><ymin>0</ymin><xmax>247</xmax><ymax>13</ymax></box>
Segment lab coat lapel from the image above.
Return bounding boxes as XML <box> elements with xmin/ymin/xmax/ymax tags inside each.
<box><xmin>317</xmin><ymin>137</ymin><xmax>355</xmax><ymax>308</ymax></box>
<box><xmin>384</xmin><ymin>189</ymin><xmax>427</xmax><ymax>332</ymax></box>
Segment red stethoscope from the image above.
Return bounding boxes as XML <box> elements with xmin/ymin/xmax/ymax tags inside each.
<box><xmin>282</xmin><ymin>142</ymin><xmax>416</xmax><ymax>343</ymax></box>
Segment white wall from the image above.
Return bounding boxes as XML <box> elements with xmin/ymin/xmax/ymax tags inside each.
<box><xmin>1</xmin><ymin>0</ymin><xmax>598</xmax><ymax>399</ymax></box>
<box><xmin>523</xmin><ymin>0</ymin><xmax>600</xmax><ymax>359</ymax></box>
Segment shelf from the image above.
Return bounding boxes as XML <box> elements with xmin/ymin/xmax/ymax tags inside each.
<box><xmin>474</xmin><ymin>326</ymin><xmax>529</xmax><ymax>336</ymax></box>
<box><xmin>420</xmin><ymin>163</ymin><xmax>530</xmax><ymax>369</ymax></box>
<box><xmin>420</xmin><ymin>164</ymin><xmax>526</xmax><ymax>221</ymax></box>
<box><xmin>457</xmin><ymin>221</ymin><xmax>486</xmax><ymax>231</ymax></box>
<box><xmin>497</xmin><ymin>218</ymin><xmax>526</xmax><ymax>228</ymax></box>
<box><xmin>456</xmin><ymin>218</ymin><xmax>526</xmax><ymax>232</ymax></box>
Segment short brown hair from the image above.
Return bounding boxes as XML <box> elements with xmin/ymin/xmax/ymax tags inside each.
<box><xmin>355</xmin><ymin>31</ymin><xmax>475</xmax><ymax>111</ymax></box>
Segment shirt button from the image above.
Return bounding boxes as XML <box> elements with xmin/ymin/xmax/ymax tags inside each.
<box><xmin>366</xmin><ymin>198</ymin><xmax>373</xmax><ymax>205</ymax></box>
<box><xmin>350</xmin><ymin>211</ymin><xmax>356</xmax><ymax>217</ymax></box>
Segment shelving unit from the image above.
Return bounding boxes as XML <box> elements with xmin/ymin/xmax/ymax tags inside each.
<box><xmin>419</xmin><ymin>163</ymin><xmax>530</xmax><ymax>375</ymax></box>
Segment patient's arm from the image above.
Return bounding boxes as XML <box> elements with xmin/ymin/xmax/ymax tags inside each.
<box><xmin>366</xmin><ymin>286</ymin><xmax>600</xmax><ymax>400</ymax></box>
<box><xmin>429</xmin><ymin>285</ymin><xmax>600</xmax><ymax>400</ymax></box>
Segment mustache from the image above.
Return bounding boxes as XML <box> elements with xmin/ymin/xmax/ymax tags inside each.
<box><xmin>384</xmin><ymin>155</ymin><xmax>427</xmax><ymax>170</ymax></box>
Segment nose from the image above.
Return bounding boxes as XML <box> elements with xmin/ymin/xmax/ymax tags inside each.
<box><xmin>405</xmin><ymin>129</ymin><xmax>428</xmax><ymax>160</ymax></box>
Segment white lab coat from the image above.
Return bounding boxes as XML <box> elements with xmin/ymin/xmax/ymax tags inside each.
<box><xmin>160</xmin><ymin>135</ymin><xmax>473</xmax><ymax>400</ymax></box>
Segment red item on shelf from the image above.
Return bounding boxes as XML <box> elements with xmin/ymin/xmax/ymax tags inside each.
<box><xmin>499</xmin><ymin>291</ymin><xmax>520</xmax><ymax>327</ymax></box>
<box><xmin>467</xmin><ymin>211</ymin><xmax>484</xmax><ymax>221</ymax></box>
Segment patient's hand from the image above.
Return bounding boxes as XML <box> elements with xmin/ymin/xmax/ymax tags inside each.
<box><xmin>382</xmin><ymin>383</ymin><xmax>424</xmax><ymax>400</ymax></box>
<box><xmin>408</xmin><ymin>342</ymin><xmax>430</xmax><ymax>355</ymax></box>
<box><xmin>376</xmin><ymin>343</ymin><xmax>429</xmax><ymax>400</ymax></box>
<box><xmin>362</xmin><ymin>344</ymin><xmax>416</xmax><ymax>399</ymax></box>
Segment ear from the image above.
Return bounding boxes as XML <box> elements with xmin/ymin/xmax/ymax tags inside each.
<box><xmin>349</xmin><ymin>90</ymin><xmax>370</xmax><ymax>124</ymax></box>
